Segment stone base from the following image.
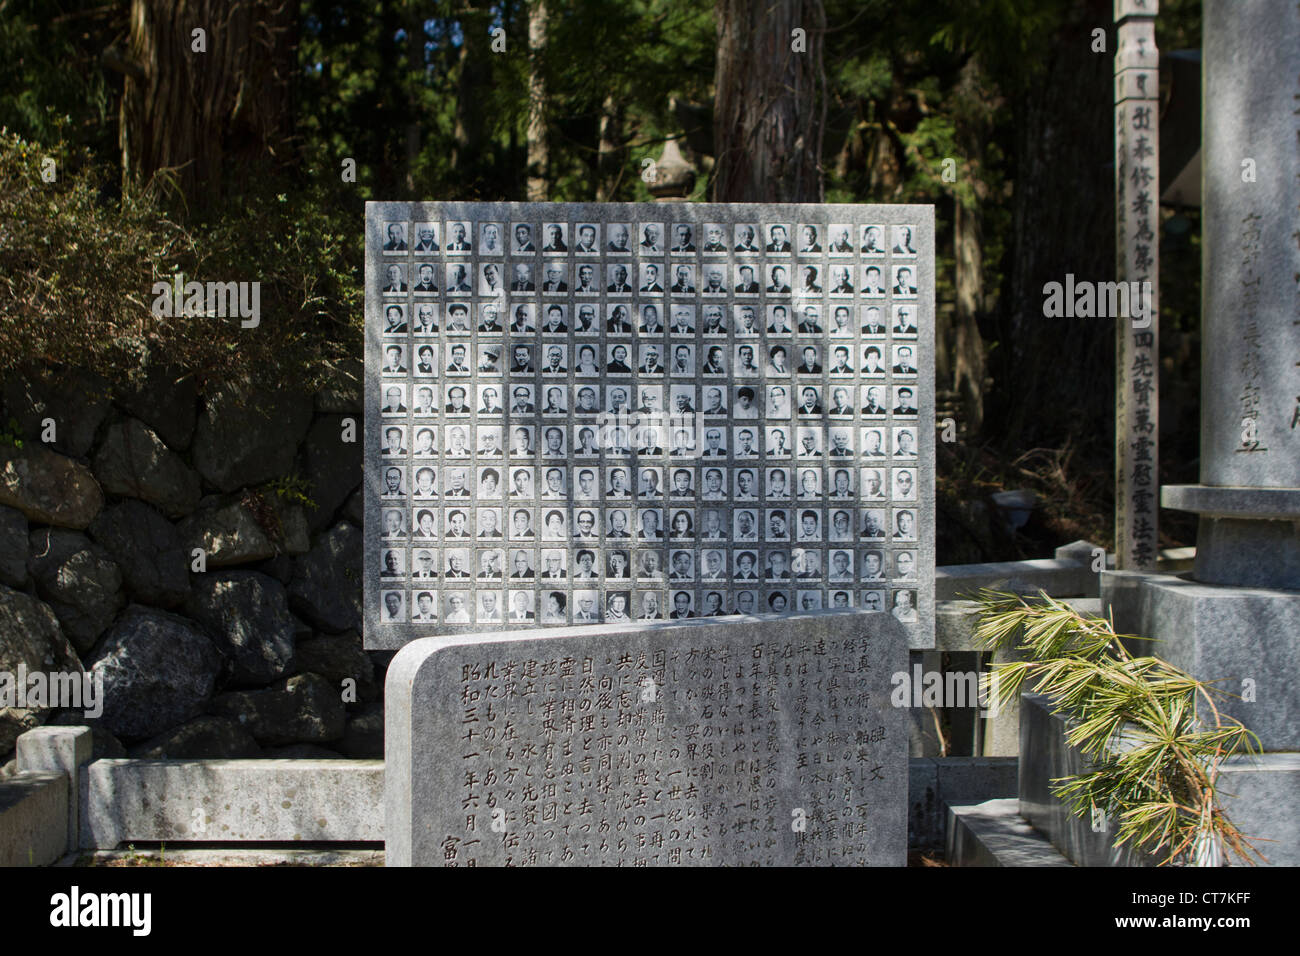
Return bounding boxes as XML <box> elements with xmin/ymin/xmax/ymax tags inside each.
<box><xmin>946</xmin><ymin>799</ymin><xmax>1072</xmax><ymax>867</ymax></box>
<box><xmin>82</xmin><ymin>759</ymin><xmax>384</xmax><ymax>848</ymax></box>
<box><xmin>1192</xmin><ymin>516</ymin><xmax>1300</xmax><ymax>590</ymax></box>
<box><xmin>909</xmin><ymin>756</ymin><xmax>1018</xmax><ymax>849</ymax></box>
<box><xmin>1019</xmin><ymin>693</ymin><xmax>1300</xmax><ymax>866</ymax></box>
<box><xmin>0</xmin><ymin>771</ymin><xmax>68</xmax><ymax>867</ymax></box>
<box><xmin>1019</xmin><ymin>694</ymin><xmax>1153</xmax><ymax>867</ymax></box>
<box><xmin>1161</xmin><ymin>485</ymin><xmax>1300</xmax><ymax>589</ymax></box>
<box><xmin>1101</xmin><ymin>570</ymin><xmax>1300</xmax><ymax>749</ymax></box>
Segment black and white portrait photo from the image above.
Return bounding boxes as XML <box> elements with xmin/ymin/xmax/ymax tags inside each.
<box><xmin>382</xmin><ymin>221</ymin><xmax>407</xmax><ymax>252</ymax></box>
<box><xmin>368</xmin><ymin>204</ymin><xmax>930</xmax><ymax>637</ymax></box>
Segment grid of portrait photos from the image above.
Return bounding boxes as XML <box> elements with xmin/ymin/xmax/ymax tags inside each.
<box><xmin>367</xmin><ymin>204</ymin><xmax>931</xmax><ymax>636</ymax></box>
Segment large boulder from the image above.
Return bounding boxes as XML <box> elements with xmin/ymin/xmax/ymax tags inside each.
<box><xmin>87</xmin><ymin>500</ymin><xmax>191</xmax><ymax>607</ymax></box>
<box><xmin>185</xmin><ymin>571</ymin><xmax>296</xmax><ymax>686</ymax></box>
<box><xmin>288</xmin><ymin>522</ymin><xmax>362</xmax><ymax>633</ymax></box>
<box><xmin>0</xmin><ymin>444</ymin><xmax>103</xmax><ymax>528</ymax></box>
<box><xmin>177</xmin><ymin>496</ymin><xmax>277</xmax><ymax>567</ymax></box>
<box><xmin>0</xmin><ymin>586</ymin><xmax>82</xmax><ymax>753</ymax></box>
<box><xmin>27</xmin><ymin>529</ymin><xmax>124</xmax><ymax>653</ymax></box>
<box><xmin>294</xmin><ymin>631</ymin><xmax>377</xmax><ymax>704</ymax></box>
<box><xmin>0</xmin><ymin>506</ymin><xmax>28</xmax><ymax>587</ymax></box>
<box><xmin>87</xmin><ymin>605</ymin><xmax>223</xmax><ymax>740</ymax></box>
<box><xmin>298</xmin><ymin>415</ymin><xmax>361</xmax><ymax>532</ymax></box>
<box><xmin>114</xmin><ymin>363</ymin><xmax>199</xmax><ymax>451</ymax></box>
<box><xmin>93</xmin><ymin>417</ymin><xmax>202</xmax><ymax>517</ymax></box>
<box><xmin>207</xmin><ymin>672</ymin><xmax>346</xmax><ymax>746</ymax></box>
<box><xmin>1</xmin><ymin>364</ymin><xmax>111</xmax><ymax>458</ymax></box>
<box><xmin>128</xmin><ymin>716</ymin><xmax>261</xmax><ymax>759</ymax></box>
<box><xmin>265</xmin><ymin>494</ymin><xmax>311</xmax><ymax>554</ymax></box>
<box><xmin>338</xmin><ymin>702</ymin><xmax>383</xmax><ymax>757</ymax></box>
<box><xmin>191</xmin><ymin>384</ymin><xmax>313</xmax><ymax>492</ymax></box>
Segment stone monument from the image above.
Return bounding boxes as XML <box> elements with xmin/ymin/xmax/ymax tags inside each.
<box><xmin>386</xmin><ymin>609</ymin><xmax>909</xmax><ymax>866</ymax></box>
<box><xmin>1103</xmin><ymin>0</ymin><xmax>1300</xmax><ymax>865</ymax></box>
<box><xmin>1113</xmin><ymin>0</ymin><xmax>1160</xmax><ymax>570</ymax></box>
<box><xmin>363</xmin><ymin>202</ymin><xmax>936</xmax><ymax>650</ymax></box>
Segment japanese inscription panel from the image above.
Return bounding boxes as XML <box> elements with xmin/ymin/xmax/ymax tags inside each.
<box><xmin>385</xmin><ymin>609</ymin><xmax>909</xmax><ymax>866</ymax></box>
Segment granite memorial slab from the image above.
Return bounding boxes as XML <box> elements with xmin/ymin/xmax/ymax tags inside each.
<box><xmin>385</xmin><ymin>608</ymin><xmax>909</xmax><ymax>866</ymax></box>
<box><xmin>364</xmin><ymin>201</ymin><xmax>936</xmax><ymax>649</ymax></box>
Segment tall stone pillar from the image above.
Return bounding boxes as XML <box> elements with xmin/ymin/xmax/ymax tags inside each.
<box><xmin>1101</xmin><ymin>0</ymin><xmax>1300</xmax><ymax>866</ymax></box>
<box><xmin>1161</xmin><ymin>0</ymin><xmax>1300</xmax><ymax>589</ymax></box>
<box><xmin>1114</xmin><ymin>0</ymin><xmax>1160</xmax><ymax>571</ymax></box>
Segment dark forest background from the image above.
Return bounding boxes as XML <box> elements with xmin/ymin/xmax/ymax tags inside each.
<box><xmin>0</xmin><ymin>0</ymin><xmax>1205</xmax><ymax>562</ymax></box>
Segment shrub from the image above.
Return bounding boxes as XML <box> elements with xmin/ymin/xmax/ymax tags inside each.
<box><xmin>0</xmin><ymin>131</ymin><xmax>363</xmax><ymax>397</ymax></box>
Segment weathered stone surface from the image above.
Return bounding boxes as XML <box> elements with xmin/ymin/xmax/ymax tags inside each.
<box><xmin>87</xmin><ymin>606</ymin><xmax>223</xmax><ymax>740</ymax></box>
<box><xmin>1</xmin><ymin>365</ymin><xmax>111</xmax><ymax>458</ymax></box>
<box><xmin>26</xmin><ymin>529</ymin><xmax>124</xmax><ymax>652</ymax></box>
<box><xmin>208</xmin><ymin>672</ymin><xmax>347</xmax><ymax>746</ymax></box>
<box><xmin>1103</xmin><ymin>570</ymin><xmax>1300</xmax><ymax>749</ymax></box>
<box><xmin>299</xmin><ymin>415</ymin><xmax>361</xmax><ymax>532</ymax></box>
<box><xmin>177</xmin><ymin>497</ymin><xmax>277</xmax><ymax>567</ymax></box>
<box><xmin>93</xmin><ymin>417</ymin><xmax>202</xmax><ymax>517</ymax></box>
<box><xmin>1019</xmin><ymin>693</ymin><xmax>1156</xmax><ymax>867</ymax></box>
<box><xmin>81</xmin><ymin>759</ymin><xmax>380</xmax><ymax>847</ymax></box>
<box><xmin>15</xmin><ymin>724</ymin><xmax>94</xmax><ymax>855</ymax></box>
<box><xmin>185</xmin><ymin>571</ymin><xmax>297</xmax><ymax>687</ymax></box>
<box><xmin>0</xmin><ymin>586</ymin><xmax>81</xmax><ymax>754</ymax></box>
<box><xmin>128</xmin><ymin>716</ymin><xmax>262</xmax><ymax>759</ymax></box>
<box><xmin>339</xmin><ymin>702</ymin><xmax>383</xmax><ymax>757</ymax></box>
<box><xmin>0</xmin><ymin>506</ymin><xmax>28</xmax><ymax>587</ymax></box>
<box><xmin>386</xmin><ymin>610</ymin><xmax>910</xmax><ymax>867</ymax></box>
<box><xmin>114</xmin><ymin>363</ymin><xmax>199</xmax><ymax>451</ymax></box>
<box><xmin>0</xmin><ymin>771</ymin><xmax>68</xmax><ymax>867</ymax></box>
<box><xmin>87</xmin><ymin>500</ymin><xmax>190</xmax><ymax>608</ymax></box>
<box><xmin>294</xmin><ymin>631</ymin><xmax>377</xmax><ymax>703</ymax></box>
<box><xmin>946</xmin><ymin>799</ymin><xmax>1072</xmax><ymax>867</ymax></box>
<box><xmin>1189</xmin><ymin>514</ymin><xmax>1300</xmax><ymax>590</ymax></box>
<box><xmin>1201</xmin><ymin>1</ymin><xmax>1300</xmax><ymax>489</ymax></box>
<box><xmin>267</xmin><ymin>495</ymin><xmax>311</xmax><ymax>554</ymax></box>
<box><xmin>288</xmin><ymin>522</ymin><xmax>362</xmax><ymax>633</ymax></box>
<box><xmin>0</xmin><ymin>444</ymin><xmax>103</xmax><ymax>529</ymax></box>
<box><xmin>191</xmin><ymin>384</ymin><xmax>314</xmax><ymax>493</ymax></box>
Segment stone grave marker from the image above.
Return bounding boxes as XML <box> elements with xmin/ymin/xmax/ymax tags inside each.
<box><xmin>386</xmin><ymin>608</ymin><xmax>909</xmax><ymax>866</ymax></box>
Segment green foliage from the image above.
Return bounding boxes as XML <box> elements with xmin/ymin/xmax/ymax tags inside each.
<box><xmin>0</xmin><ymin>130</ymin><xmax>362</xmax><ymax>396</ymax></box>
<box><xmin>0</xmin><ymin>418</ymin><xmax>25</xmax><ymax>449</ymax></box>
<box><xmin>972</xmin><ymin>589</ymin><xmax>1263</xmax><ymax>866</ymax></box>
<box><xmin>267</xmin><ymin>474</ymin><xmax>320</xmax><ymax>511</ymax></box>
<box><xmin>0</xmin><ymin>0</ymin><xmax>119</xmax><ymax>163</ymax></box>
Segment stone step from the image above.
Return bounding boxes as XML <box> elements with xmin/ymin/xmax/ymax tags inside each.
<box><xmin>1019</xmin><ymin>693</ymin><xmax>1153</xmax><ymax>866</ymax></box>
<box><xmin>945</xmin><ymin>799</ymin><xmax>1072</xmax><ymax>866</ymax></box>
<box><xmin>1019</xmin><ymin>692</ymin><xmax>1300</xmax><ymax>866</ymax></box>
<box><xmin>0</xmin><ymin>771</ymin><xmax>69</xmax><ymax>867</ymax></box>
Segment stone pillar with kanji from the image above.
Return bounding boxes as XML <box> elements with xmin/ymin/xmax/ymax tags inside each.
<box><xmin>1114</xmin><ymin>0</ymin><xmax>1160</xmax><ymax>570</ymax></box>
<box><xmin>1102</xmin><ymin>0</ymin><xmax>1300</xmax><ymax>867</ymax></box>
